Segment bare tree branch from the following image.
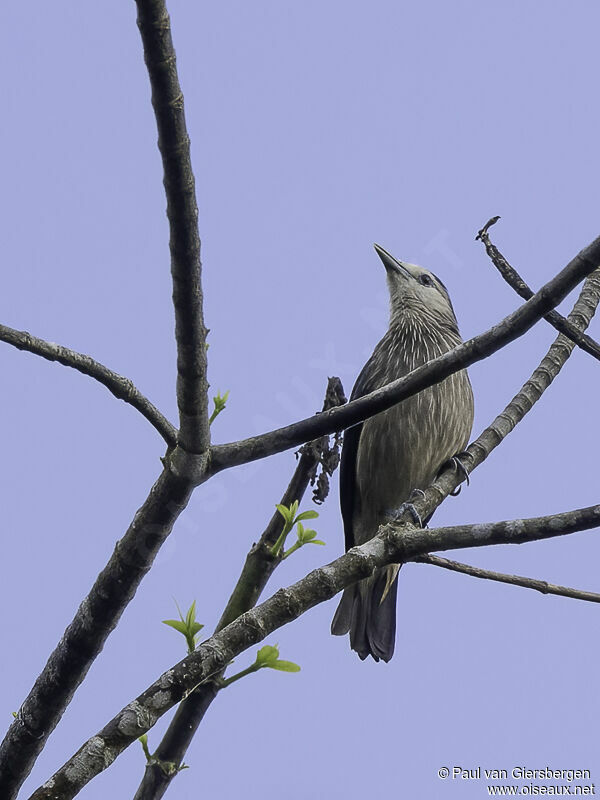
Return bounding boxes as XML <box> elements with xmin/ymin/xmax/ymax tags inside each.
<box><xmin>476</xmin><ymin>216</ymin><xmax>600</xmax><ymax>362</ymax></box>
<box><xmin>0</xmin><ymin>323</ymin><xmax>177</xmax><ymax>446</ymax></box>
<box><xmin>134</xmin><ymin>378</ymin><xmax>346</xmax><ymax>800</ymax></box>
<box><xmin>209</xmin><ymin>233</ymin><xmax>600</xmax><ymax>472</ymax></box>
<box><xmin>27</xmin><ymin>499</ymin><xmax>600</xmax><ymax>799</ymax></box>
<box><xmin>0</xmin><ymin>469</ymin><xmax>199</xmax><ymax>800</ymax></box>
<box><xmin>136</xmin><ymin>0</ymin><xmax>210</xmax><ymax>453</ymax></box>
<box><xmin>415</xmin><ymin>554</ymin><xmax>600</xmax><ymax>604</ymax></box>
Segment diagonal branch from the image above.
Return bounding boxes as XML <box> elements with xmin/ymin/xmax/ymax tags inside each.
<box><xmin>209</xmin><ymin>233</ymin><xmax>600</xmax><ymax>472</ymax></box>
<box><xmin>134</xmin><ymin>378</ymin><xmax>346</xmax><ymax>800</ymax></box>
<box><xmin>27</xmin><ymin>501</ymin><xmax>600</xmax><ymax>799</ymax></box>
<box><xmin>136</xmin><ymin>0</ymin><xmax>210</xmax><ymax>454</ymax></box>
<box><xmin>476</xmin><ymin>216</ymin><xmax>600</xmax><ymax>362</ymax></box>
<box><xmin>0</xmin><ymin>467</ymin><xmax>200</xmax><ymax>800</ymax></box>
<box><xmin>415</xmin><ymin>554</ymin><xmax>600</xmax><ymax>604</ymax></box>
<box><xmin>0</xmin><ymin>323</ymin><xmax>177</xmax><ymax>446</ymax></box>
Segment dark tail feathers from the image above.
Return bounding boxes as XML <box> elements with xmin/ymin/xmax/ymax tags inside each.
<box><xmin>331</xmin><ymin>568</ymin><xmax>399</xmax><ymax>662</ymax></box>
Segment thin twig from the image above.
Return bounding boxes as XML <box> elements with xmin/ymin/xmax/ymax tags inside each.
<box><xmin>136</xmin><ymin>0</ymin><xmax>210</xmax><ymax>453</ymax></box>
<box><xmin>476</xmin><ymin>216</ymin><xmax>600</xmax><ymax>362</ymax></box>
<box><xmin>0</xmin><ymin>323</ymin><xmax>177</xmax><ymax>446</ymax></box>
<box><xmin>415</xmin><ymin>554</ymin><xmax>600</xmax><ymax>604</ymax></box>
<box><xmin>210</xmin><ymin>232</ymin><xmax>600</xmax><ymax>472</ymax></box>
<box><xmin>133</xmin><ymin>379</ymin><xmax>346</xmax><ymax>800</ymax></box>
<box><xmin>27</xmin><ymin>499</ymin><xmax>600</xmax><ymax>799</ymax></box>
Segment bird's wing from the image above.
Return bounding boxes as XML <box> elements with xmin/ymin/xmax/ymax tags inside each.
<box><xmin>340</xmin><ymin>354</ymin><xmax>383</xmax><ymax>552</ymax></box>
<box><xmin>340</xmin><ymin>420</ymin><xmax>362</xmax><ymax>552</ymax></box>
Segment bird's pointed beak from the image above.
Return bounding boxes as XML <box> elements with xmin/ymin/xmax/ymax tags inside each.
<box><xmin>373</xmin><ymin>244</ymin><xmax>412</xmax><ymax>279</ymax></box>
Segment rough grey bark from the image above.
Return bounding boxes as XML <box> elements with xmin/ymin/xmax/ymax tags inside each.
<box><xmin>27</xmin><ymin>501</ymin><xmax>600</xmax><ymax>799</ymax></box>
<box><xmin>136</xmin><ymin>0</ymin><xmax>210</xmax><ymax>454</ymax></box>
<box><xmin>0</xmin><ymin>470</ymin><xmax>195</xmax><ymax>799</ymax></box>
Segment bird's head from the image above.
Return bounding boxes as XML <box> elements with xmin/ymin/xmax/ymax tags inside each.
<box><xmin>374</xmin><ymin>243</ymin><xmax>459</xmax><ymax>332</ymax></box>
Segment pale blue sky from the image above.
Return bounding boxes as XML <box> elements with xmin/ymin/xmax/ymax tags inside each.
<box><xmin>1</xmin><ymin>2</ymin><xmax>599</xmax><ymax>797</ymax></box>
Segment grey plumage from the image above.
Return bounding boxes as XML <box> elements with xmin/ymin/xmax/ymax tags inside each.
<box><xmin>331</xmin><ymin>244</ymin><xmax>474</xmax><ymax>662</ymax></box>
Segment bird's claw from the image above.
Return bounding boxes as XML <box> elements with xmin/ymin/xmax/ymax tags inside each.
<box><xmin>448</xmin><ymin>454</ymin><xmax>470</xmax><ymax>496</ymax></box>
<box><xmin>386</xmin><ymin>501</ymin><xmax>423</xmax><ymax>528</ymax></box>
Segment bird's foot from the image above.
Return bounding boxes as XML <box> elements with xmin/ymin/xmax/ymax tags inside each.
<box><xmin>386</xmin><ymin>501</ymin><xmax>424</xmax><ymax>528</ymax></box>
<box><xmin>447</xmin><ymin>453</ymin><xmax>471</xmax><ymax>496</ymax></box>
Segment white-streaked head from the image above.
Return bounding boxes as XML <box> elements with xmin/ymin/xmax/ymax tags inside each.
<box><xmin>373</xmin><ymin>243</ymin><xmax>459</xmax><ymax>331</ymax></box>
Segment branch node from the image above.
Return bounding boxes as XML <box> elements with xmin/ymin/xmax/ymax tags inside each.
<box><xmin>168</xmin><ymin>446</ymin><xmax>209</xmax><ymax>484</ymax></box>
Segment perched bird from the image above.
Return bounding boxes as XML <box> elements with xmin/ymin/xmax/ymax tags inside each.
<box><xmin>331</xmin><ymin>244</ymin><xmax>474</xmax><ymax>662</ymax></box>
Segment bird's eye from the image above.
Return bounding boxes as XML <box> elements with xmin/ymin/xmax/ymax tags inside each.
<box><xmin>419</xmin><ymin>274</ymin><xmax>434</xmax><ymax>287</ymax></box>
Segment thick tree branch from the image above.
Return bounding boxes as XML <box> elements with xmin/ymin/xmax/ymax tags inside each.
<box><xmin>134</xmin><ymin>378</ymin><xmax>346</xmax><ymax>800</ymax></box>
<box><xmin>0</xmin><ymin>323</ymin><xmax>177</xmax><ymax>446</ymax></box>
<box><xmin>476</xmin><ymin>216</ymin><xmax>600</xmax><ymax>362</ymax></box>
<box><xmin>0</xmin><ymin>468</ymin><xmax>200</xmax><ymax>800</ymax></box>
<box><xmin>209</xmin><ymin>233</ymin><xmax>600</xmax><ymax>472</ymax></box>
<box><xmin>28</xmin><ymin>501</ymin><xmax>600</xmax><ymax>799</ymax></box>
<box><xmin>136</xmin><ymin>0</ymin><xmax>210</xmax><ymax>453</ymax></box>
<box><xmin>416</xmin><ymin>554</ymin><xmax>600</xmax><ymax>604</ymax></box>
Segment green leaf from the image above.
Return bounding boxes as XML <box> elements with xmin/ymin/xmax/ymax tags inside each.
<box><xmin>295</xmin><ymin>510</ymin><xmax>319</xmax><ymax>522</ymax></box>
<box><xmin>275</xmin><ymin>504</ymin><xmax>293</xmax><ymax>523</ymax></box>
<box><xmin>162</xmin><ymin>619</ymin><xmax>189</xmax><ymax>635</ymax></box>
<box><xmin>190</xmin><ymin>622</ymin><xmax>204</xmax><ymax>636</ymax></box>
<box><xmin>300</xmin><ymin>527</ymin><xmax>317</xmax><ymax>541</ymax></box>
<box><xmin>308</xmin><ymin>539</ymin><xmax>326</xmax><ymax>546</ymax></box>
<box><xmin>209</xmin><ymin>391</ymin><xmax>230</xmax><ymax>425</ymax></box>
<box><xmin>271</xmin><ymin>660</ymin><xmax>301</xmax><ymax>672</ymax></box>
<box><xmin>256</xmin><ymin>644</ymin><xmax>279</xmax><ymax>667</ymax></box>
<box><xmin>185</xmin><ymin>600</ymin><xmax>197</xmax><ymax>628</ymax></box>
